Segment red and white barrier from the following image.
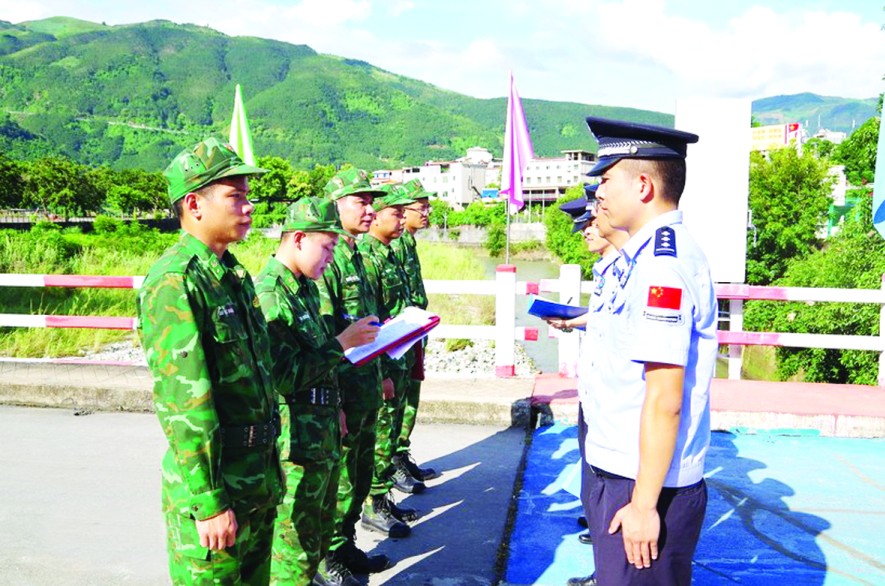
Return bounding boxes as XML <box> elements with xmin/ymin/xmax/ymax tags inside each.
<box><xmin>0</xmin><ymin>314</ymin><xmax>136</xmax><ymax>330</ymax></box>
<box><xmin>0</xmin><ymin>274</ymin><xmax>144</xmax><ymax>289</ymax></box>
<box><xmin>4</xmin><ymin>269</ymin><xmax>884</xmax><ymax>383</ymax></box>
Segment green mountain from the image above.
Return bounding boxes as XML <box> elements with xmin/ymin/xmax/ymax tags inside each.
<box><xmin>751</xmin><ymin>92</ymin><xmax>879</xmax><ymax>135</ymax></box>
<box><xmin>0</xmin><ymin>17</ymin><xmax>671</xmax><ymax>171</ymax></box>
<box><xmin>0</xmin><ymin>18</ymin><xmax>877</xmax><ymax>172</ymax></box>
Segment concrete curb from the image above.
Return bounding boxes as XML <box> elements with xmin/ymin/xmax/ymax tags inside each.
<box><xmin>0</xmin><ymin>362</ymin><xmax>537</xmax><ymax>426</ymax></box>
<box><xmin>4</xmin><ymin>363</ymin><xmax>884</xmax><ymax>436</ymax></box>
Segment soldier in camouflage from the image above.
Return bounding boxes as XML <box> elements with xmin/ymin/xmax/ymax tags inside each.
<box><xmin>256</xmin><ymin>197</ymin><xmax>380</xmax><ymax>586</ymax></box>
<box><xmin>389</xmin><ymin>179</ymin><xmax>440</xmax><ymax>484</ymax></box>
<box><xmin>315</xmin><ymin>169</ymin><xmax>409</xmax><ymax>584</ymax></box>
<box><xmin>358</xmin><ymin>184</ymin><xmax>427</xmax><ymax>532</ymax></box>
<box><xmin>137</xmin><ymin>138</ymin><xmax>284</xmax><ymax>585</ymax></box>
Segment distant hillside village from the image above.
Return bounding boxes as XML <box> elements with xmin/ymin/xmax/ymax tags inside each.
<box><xmin>374</xmin><ymin>121</ymin><xmax>856</xmax><ymax>238</ymax></box>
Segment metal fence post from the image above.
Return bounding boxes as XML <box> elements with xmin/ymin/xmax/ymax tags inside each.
<box><xmin>495</xmin><ymin>264</ymin><xmax>517</xmax><ymax>377</ymax></box>
<box><xmin>879</xmin><ymin>274</ymin><xmax>885</xmax><ymax>387</ymax></box>
<box><xmin>729</xmin><ymin>299</ymin><xmax>744</xmax><ymax>380</ymax></box>
<box><xmin>557</xmin><ymin>264</ymin><xmax>582</xmax><ymax>377</ymax></box>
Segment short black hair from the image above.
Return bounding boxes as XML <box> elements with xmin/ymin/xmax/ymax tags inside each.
<box><xmin>171</xmin><ymin>182</ymin><xmax>219</xmax><ymax>220</ymax></box>
<box><xmin>628</xmin><ymin>159</ymin><xmax>687</xmax><ymax>205</ymax></box>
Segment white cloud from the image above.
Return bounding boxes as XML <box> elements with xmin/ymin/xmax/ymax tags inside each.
<box><xmin>2</xmin><ymin>0</ymin><xmax>51</xmax><ymax>23</ymax></box>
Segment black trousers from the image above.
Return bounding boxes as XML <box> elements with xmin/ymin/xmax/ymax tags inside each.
<box><xmin>585</xmin><ymin>469</ymin><xmax>707</xmax><ymax>585</ymax></box>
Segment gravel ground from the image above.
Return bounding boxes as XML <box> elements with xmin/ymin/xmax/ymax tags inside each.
<box><xmin>80</xmin><ymin>337</ymin><xmax>539</xmax><ymax>378</ymax></box>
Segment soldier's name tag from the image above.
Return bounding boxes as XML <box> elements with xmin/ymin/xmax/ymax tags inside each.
<box><xmin>217</xmin><ymin>304</ymin><xmax>236</xmax><ymax>318</ymax></box>
<box><xmin>345</xmin><ymin>275</ymin><xmax>361</xmax><ymax>284</ymax></box>
<box><xmin>297</xmin><ymin>313</ymin><xmax>311</xmax><ymax>322</ymax></box>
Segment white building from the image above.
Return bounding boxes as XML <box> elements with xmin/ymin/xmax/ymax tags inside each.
<box><xmin>812</xmin><ymin>128</ymin><xmax>848</xmax><ymax>144</ymax></box>
<box><xmin>401</xmin><ymin>160</ymin><xmax>489</xmax><ymax>209</ymax></box>
<box><xmin>374</xmin><ymin>147</ymin><xmax>595</xmax><ymax>209</ymax></box>
<box><xmin>521</xmin><ymin>150</ymin><xmax>596</xmax><ymax>203</ymax></box>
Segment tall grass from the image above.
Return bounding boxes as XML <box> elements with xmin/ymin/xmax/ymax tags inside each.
<box><xmin>418</xmin><ymin>241</ymin><xmax>495</xmax><ymax>327</ymax></box>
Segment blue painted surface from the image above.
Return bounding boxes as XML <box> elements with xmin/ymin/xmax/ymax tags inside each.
<box><xmin>505</xmin><ymin>424</ymin><xmax>885</xmax><ymax>585</ymax></box>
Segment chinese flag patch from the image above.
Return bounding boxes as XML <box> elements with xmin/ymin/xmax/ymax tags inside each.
<box><xmin>647</xmin><ymin>286</ymin><xmax>682</xmax><ymax>310</ymax></box>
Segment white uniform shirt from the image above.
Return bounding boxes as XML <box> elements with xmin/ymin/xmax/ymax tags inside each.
<box><xmin>577</xmin><ymin>250</ymin><xmax>621</xmax><ymax>410</ymax></box>
<box><xmin>585</xmin><ymin>210</ymin><xmax>717</xmax><ymax>487</ymax></box>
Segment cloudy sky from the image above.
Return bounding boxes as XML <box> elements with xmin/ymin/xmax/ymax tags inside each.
<box><xmin>3</xmin><ymin>0</ymin><xmax>883</xmax><ymax>113</ymax></box>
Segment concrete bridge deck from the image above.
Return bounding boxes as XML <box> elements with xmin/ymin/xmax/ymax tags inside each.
<box><xmin>1</xmin><ymin>366</ymin><xmax>884</xmax><ymax>584</ymax></box>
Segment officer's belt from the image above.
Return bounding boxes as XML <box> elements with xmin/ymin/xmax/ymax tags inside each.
<box><xmin>288</xmin><ymin>387</ymin><xmax>339</xmax><ymax>407</ymax></box>
<box><xmin>220</xmin><ymin>413</ymin><xmax>280</xmax><ymax>449</ymax></box>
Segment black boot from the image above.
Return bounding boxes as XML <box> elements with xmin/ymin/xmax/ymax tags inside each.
<box><xmin>361</xmin><ymin>494</ymin><xmax>411</xmax><ymax>538</ymax></box>
<box><xmin>320</xmin><ymin>552</ymin><xmax>361</xmax><ymax>586</ymax></box>
<box><xmin>385</xmin><ymin>491</ymin><xmax>419</xmax><ymax>522</ymax></box>
<box><xmin>335</xmin><ymin>541</ymin><xmax>392</xmax><ymax>574</ymax></box>
<box><xmin>578</xmin><ymin>531</ymin><xmax>592</xmax><ymax>544</ymax></box>
<box><xmin>392</xmin><ymin>455</ymin><xmax>426</xmax><ymax>494</ymax></box>
<box><xmin>398</xmin><ymin>450</ymin><xmax>439</xmax><ymax>481</ymax></box>
<box><xmin>566</xmin><ymin>574</ymin><xmax>598</xmax><ymax>586</ymax></box>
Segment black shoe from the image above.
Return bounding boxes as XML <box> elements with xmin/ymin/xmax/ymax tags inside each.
<box><xmin>577</xmin><ymin>516</ymin><xmax>588</xmax><ymax>528</ymax></box>
<box><xmin>386</xmin><ymin>493</ymin><xmax>419</xmax><ymax>522</ymax></box>
<box><xmin>392</xmin><ymin>460</ymin><xmax>426</xmax><ymax>494</ymax></box>
<box><xmin>335</xmin><ymin>542</ymin><xmax>392</xmax><ymax>574</ymax></box>
<box><xmin>566</xmin><ymin>575</ymin><xmax>597</xmax><ymax>586</ymax></box>
<box><xmin>361</xmin><ymin>495</ymin><xmax>411</xmax><ymax>538</ymax></box>
<box><xmin>398</xmin><ymin>451</ymin><xmax>440</xmax><ymax>481</ymax></box>
<box><xmin>321</xmin><ymin>554</ymin><xmax>361</xmax><ymax>586</ymax></box>
<box><xmin>578</xmin><ymin>532</ymin><xmax>592</xmax><ymax>545</ymax></box>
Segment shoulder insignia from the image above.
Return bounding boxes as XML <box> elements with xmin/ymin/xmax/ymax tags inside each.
<box><xmin>654</xmin><ymin>226</ymin><xmax>677</xmax><ymax>257</ymax></box>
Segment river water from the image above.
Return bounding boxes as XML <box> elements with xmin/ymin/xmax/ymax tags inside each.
<box><xmin>477</xmin><ymin>253</ymin><xmax>565</xmax><ymax>374</ymax></box>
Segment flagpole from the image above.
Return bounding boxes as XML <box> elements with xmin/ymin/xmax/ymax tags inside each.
<box><xmin>505</xmin><ymin>201</ymin><xmax>511</xmax><ymax>263</ymax></box>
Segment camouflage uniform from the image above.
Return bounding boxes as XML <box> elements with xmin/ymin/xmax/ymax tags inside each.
<box><xmin>390</xmin><ymin>228</ymin><xmax>428</xmax><ymax>456</ymax></box>
<box><xmin>316</xmin><ymin>237</ymin><xmax>384</xmax><ymax>554</ymax></box>
<box><xmin>138</xmin><ymin>232</ymin><xmax>283</xmax><ymax>585</ymax></box>
<box><xmin>256</xmin><ymin>257</ymin><xmax>344</xmax><ymax>586</ymax></box>
<box><xmin>358</xmin><ymin>232</ymin><xmax>415</xmax><ymax>496</ymax></box>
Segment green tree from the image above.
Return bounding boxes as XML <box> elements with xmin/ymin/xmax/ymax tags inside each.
<box><xmin>744</xmin><ymin>195</ymin><xmax>885</xmax><ymax>385</ymax></box>
<box><xmin>746</xmin><ymin>147</ymin><xmax>834</xmax><ymax>285</ymax></box>
<box><xmin>484</xmin><ymin>219</ymin><xmax>506</xmax><ymax>257</ymax></box>
<box><xmin>544</xmin><ymin>185</ymin><xmax>597</xmax><ymax>278</ymax></box>
<box><xmin>803</xmin><ymin>137</ymin><xmax>836</xmax><ymax>160</ymax></box>
<box><xmin>0</xmin><ymin>154</ymin><xmax>24</xmax><ymax>208</ymax></box>
<box><xmin>834</xmin><ymin>115</ymin><xmax>879</xmax><ymax>185</ymax></box>
<box><xmin>22</xmin><ymin>157</ymin><xmax>103</xmax><ymax>218</ymax></box>
<box><xmin>249</xmin><ymin>156</ymin><xmax>293</xmax><ymax>202</ymax></box>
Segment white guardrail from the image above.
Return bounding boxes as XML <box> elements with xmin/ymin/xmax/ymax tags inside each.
<box><xmin>0</xmin><ymin>267</ymin><xmax>884</xmax><ymax>383</ymax></box>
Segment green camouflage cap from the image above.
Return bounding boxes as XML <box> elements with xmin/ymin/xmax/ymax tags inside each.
<box><xmin>373</xmin><ymin>184</ymin><xmax>416</xmax><ymax>211</ymax></box>
<box><xmin>324</xmin><ymin>168</ymin><xmax>386</xmax><ymax>201</ymax></box>
<box><xmin>164</xmin><ymin>137</ymin><xmax>267</xmax><ymax>204</ymax></box>
<box><xmin>281</xmin><ymin>196</ymin><xmax>350</xmax><ymax>237</ymax></box>
<box><xmin>401</xmin><ymin>178</ymin><xmax>435</xmax><ymax>200</ymax></box>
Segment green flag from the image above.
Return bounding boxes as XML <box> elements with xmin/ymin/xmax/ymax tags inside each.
<box><xmin>229</xmin><ymin>84</ymin><xmax>256</xmax><ymax>165</ymax></box>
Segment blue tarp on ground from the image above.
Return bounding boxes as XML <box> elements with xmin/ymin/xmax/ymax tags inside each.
<box><xmin>506</xmin><ymin>423</ymin><xmax>885</xmax><ymax>585</ymax></box>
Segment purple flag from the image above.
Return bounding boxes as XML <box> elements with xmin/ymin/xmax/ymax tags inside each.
<box><xmin>500</xmin><ymin>73</ymin><xmax>534</xmax><ymax>213</ymax></box>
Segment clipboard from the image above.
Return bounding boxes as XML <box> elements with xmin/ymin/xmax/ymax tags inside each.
<box><xmin>344</xmin><ymin>306</ymin><xmax>441</xmax><ymax>367</ymax></box>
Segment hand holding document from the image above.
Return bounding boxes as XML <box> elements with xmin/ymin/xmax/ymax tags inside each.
<box><xmin>526</xmin><ymin>295</ymin><xmax>588</xmax><ymax>320</ymax></box>
<box><xmin>344</xmin><ymin>306</ymin><xmax>440</xmax><ymax>367</ymax></box>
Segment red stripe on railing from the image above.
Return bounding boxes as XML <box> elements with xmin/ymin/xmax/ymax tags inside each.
<box><xmin>718</xmin><ymin>331</ymin><xmax>783</xmax><ymax>346</ymax></box>
<box><xmin>715</xmin><ymin>284</ymin><xmax>789</xmax><ymax>301</ymax></box>
<box><xmin>525</xmin><ymin>282</ymin><xmax>540</xmax><ymax>295</ymax></box>
<box><xmin>43</xmin><ymin>275</ymin><xmax>137</xmax><ymax>289</ymax></box>
<box><xmin>523</xmin><ymin>327</ymin><xmax>539</xmax><ymax>341</ymax></box>
<box><xmin>45</xmin><ymin>316</ymin><xmax>136</xmax><ymax>330</ymax></box>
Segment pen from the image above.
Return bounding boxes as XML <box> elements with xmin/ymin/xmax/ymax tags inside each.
<box><xmin>566</xmin><ymin>297</ymin><xmax>573</xmax><ymax>305</ymax></box>
<box><xmin>343</xmin><ymin>314</ymin><xmax>382</xmax><ymax>327</ymax></box>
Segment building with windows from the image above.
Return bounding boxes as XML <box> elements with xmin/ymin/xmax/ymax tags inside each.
<box><xmin>521</xmin><ymin>150</ymin><xmax>596</xmax><ymax>203</ymax></box>
<box><xmin>372</xmin><ymin>147</ymin><xmax>596</xmax><ymax>210</ymax></box>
